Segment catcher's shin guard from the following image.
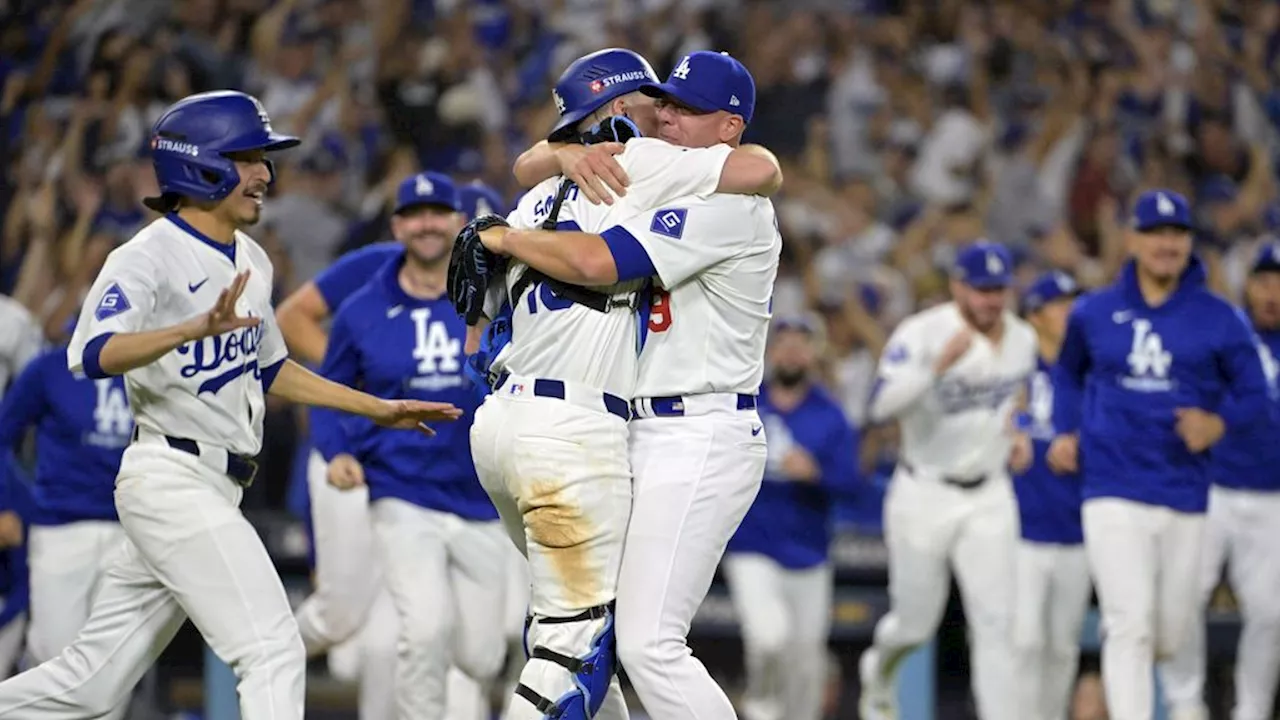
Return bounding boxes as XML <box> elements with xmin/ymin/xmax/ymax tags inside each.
<box><xmin>515</xmin><ymin>604</ymin><xmax>617</xmax><ymax>719</ymax></box>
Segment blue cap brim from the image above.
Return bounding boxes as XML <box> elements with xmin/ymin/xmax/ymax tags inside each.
<box><xmin>964</xmin><ymin>277</ymin><xmax>1012</xmax><ymax>289</ymax></box>
<box><xmin>1135</xmin><ymin>220</ymin><xmax>1194</xmax><ymax>233</ymax></box>
<box><xmin>395</xmin><ymin>200</ymin><xmax>460</xmax><ymax>215</ymax></box>
<box><xmin>640</xmin><ymin>82</ymin><xmax>721</xmax><ymax>113</ymax></box>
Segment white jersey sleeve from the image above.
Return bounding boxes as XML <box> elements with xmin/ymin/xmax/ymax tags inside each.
<box><xmin>615</xmin><ymin>138</ymin><xmax>732</xmax><ymax>209</ymax></box>
<box><xmin>868</xmin><ymin>318</ymin><xmax>935</xmax><ymax>422</ymax></box>
<box><xmin>605</xmin><ymin>194</ymin><xmax>763</xmax><ymax>289</ymax></box>
<box><xmin>68</xmin><ymin>244</ymin><xmax>162</xmax><ymax>375</ymax></box>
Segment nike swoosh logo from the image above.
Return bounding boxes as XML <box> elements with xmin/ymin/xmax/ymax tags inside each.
<box><xmin>387</xmin><ymin>305</ymin><xmax>404</xmax><ymax>318</ymax></box>
<box><xmin>751</xmin><ymin>425</ymin><xmax>763</xmax><ymax>436</ymax></box>
<box><xmin>188</xmin><ymin>278</ymin><xmax>209</xmax><ymax>293</ymax></box>
<box><xmin>1112</xmin><ymin>310</ymin><xmax>1133</xmax><ymax>324</ymax></box>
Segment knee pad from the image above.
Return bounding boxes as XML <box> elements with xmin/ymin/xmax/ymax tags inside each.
<box><xmin>516</xmin><ymin>604</ymin><xmax>616</xmax><ymax>719</ymax></box>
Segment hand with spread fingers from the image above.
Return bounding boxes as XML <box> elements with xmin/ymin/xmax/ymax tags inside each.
<box><xmin>181</xmin><ymin>271</ymin><xmax>261</xmax><ymax>342</ymax></box>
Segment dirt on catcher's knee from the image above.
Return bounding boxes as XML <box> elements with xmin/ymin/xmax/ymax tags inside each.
<box><xmin>523</xmin><ymin>480</ymin><xmax>602</xmax><ymax>608</ymax></box>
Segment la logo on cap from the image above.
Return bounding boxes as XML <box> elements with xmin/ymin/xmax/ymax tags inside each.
<box><xmin>986</xmin><ymin>251</ymin><xmax>1004</xmax><ymax>274</ymax></box>
<box><xmin>552</xmin><ymin>89</ymin><xmax>566</xmax><ymax>114</ymax></box>
<box><xmin>415</xmin><ymin>175</ymin><xmax>434</xmax><ymax>196</ymax></box>
<box><xmin>673</xmin><ymin>56</ymin><xmax>692</xmax><ymax>80</ymax></box>
<box><xmin>1157</xmin><ymin>192</ymin><xmax>1175</xmax><ymax>216</ymax></box>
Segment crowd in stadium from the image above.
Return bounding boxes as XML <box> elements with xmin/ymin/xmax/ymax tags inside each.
<box><xmin>2</xmin><ymin>0</ymin><xmax>1280</xmax><ymax>718</ymax></box>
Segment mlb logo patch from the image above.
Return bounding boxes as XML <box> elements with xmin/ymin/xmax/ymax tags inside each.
<box><xmin>650</xmin><ymin>208</ymin><xmax>687</xmax><ymax>240</ymax></box>
<box><xmin>508</xmin><ymin>383</ymin><xmax>525</xmax><ymax>395</ymax></box>
<box><xmin>95</xmin><ymin>283</ymin><xmax>132</xmax><ymax>322</ymax></box>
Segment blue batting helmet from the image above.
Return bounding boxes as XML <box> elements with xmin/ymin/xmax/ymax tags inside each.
<box><xmin>548</xmin><ymin>48</ymin><xmax>658</xmax><ymax>142</ymax></box>
<box><xmin>144</xmin><ymin>91</ymin><xmax>300</xmax><ymax>212</ymax></box>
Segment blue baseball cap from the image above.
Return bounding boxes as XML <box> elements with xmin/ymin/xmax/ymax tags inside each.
<box><xmin>641</xmin><ymin>51</ymin><xmax>756</xmax><ymax>124</ymax></box>
<box><xmin>1021</xmin><ymin>271</ymin><xmax>1080</xmax><ymax>314</ymax></box>
<box><xmin>1132</xmin><ymin>189</ymin><xmax>1194</xmax><ymax>232</ymax></box>
<box><xmin>458</xmin><ymin>181</ymin><xmax>506</xmax><ymax>221</ymax></box>
<box><xmin>1252</xmin><ymin>241</ymin><xmax>1280</xmax><ymax>274</ymax></box>
<box><xmin>394</xmin><ymin>172</ymin><xmax>461</xmax><ymax>215</ymax></box>
<box><xmin>953</xmin><ymin>241</ymin><xmax>1014</xmax><ymax>289</ymax></box>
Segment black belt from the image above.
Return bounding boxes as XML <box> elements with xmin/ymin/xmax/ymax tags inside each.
<box><xmin>492</xmin><ymin>371</ymin><xmax>631</xmax><ymax>421</ymax></box>
<box><xmin>134</xmin><ymin>428</ymin><xmax>258</xmax><ymax>487</ymax></box>
<box><xmin>902</xmin><ymin>462</ymin><xmax>987</xmax><ymax>490</ymax></box>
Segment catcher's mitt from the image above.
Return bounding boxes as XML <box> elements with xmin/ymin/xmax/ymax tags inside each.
<box><xmin>448</xmin><ymin>214</ymin><xmax>510</xmax><ymax>325</ymax></box>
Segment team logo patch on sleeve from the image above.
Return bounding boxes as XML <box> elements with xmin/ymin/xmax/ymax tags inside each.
<box><xmin>95</xmin><ymin>283</ymin><xmax>132</xmax><ymax>321</ymax></box>
<box><xmin>884</xmin><ymin>343</ymin><xmax>908</xmax><ymax>363</ymax></box>
<box><xmin>651</xmin><ymin>208</ymin><xmax>688</xmax><ymax>240</ymax></box>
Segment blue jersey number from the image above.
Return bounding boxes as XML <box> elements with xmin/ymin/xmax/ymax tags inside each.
<box><xmin>526</xmin><ymin>282</ymin><xmax>573</xmax><ymax>315</ymax></box>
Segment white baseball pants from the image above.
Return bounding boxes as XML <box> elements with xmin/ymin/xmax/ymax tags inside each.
<box><xmin>295</xmin><ymin>450</ymin><xmax>383</xmax><ymax>656</ymax></box>
<box><xmin>25</xmin><ymin>520</ymin><xmax>128</xmax><ymax>720</ymax></box>
<box><xmin>1012</xmin><ymin>540</ymin><xmax>1092</xmax><ymax>720</ymax></box>
<box><xmin>1084</xmin><ymin>497</ymin><xmax>1204</xmax><ymax>720</ymax></box>
<box><xmin>616</xmin><ymin>408</ymin><xmax>767</xmax><ymax>720</ymax></box>
<box><xmin>0</xmin><ymin>443</ymin><xmax>305</xmax><ymax>719</ymax></box>
<box><xmin>723</xmin><ymin>553</ymin><xmax>833</xmax><ymax>720</ymax></box>
<box><xmin>1161</xmin><ymin>487</ymin><xmax>1280</xmax><ymax>720</ymax></box>
<box><xmin>0</xmin><ymin>614</ymin><xmax>25</xmax><ymax>679</ymax></box>
<box><xmin>372</xmin><ymin>498</ymin><xmax>508</xmax><ymax>720</ymax></box>
<box><xmin>295</xmin><ymin>450</ymin><xmax>403</xmax><ymax>719</ymax></box>
<box><xmin>470</xmin><ymin>387</ymin><xmax>633</xmax><ymax>720</ymax></box>
<box><xmin>862</xmin><ymin>469</ymin><xmax>1018</xmax><ymax>720</ymax></box>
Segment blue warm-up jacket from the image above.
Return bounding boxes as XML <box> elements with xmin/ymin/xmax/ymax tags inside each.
<box><xmin>1052</xmin><ymin>257</ymin><xmax>1269</xmax><ymax>512</ymax></box>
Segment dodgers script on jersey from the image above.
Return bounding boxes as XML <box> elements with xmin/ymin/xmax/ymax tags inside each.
<box><xmin>487</xmin><ymin>138</ymin><xmax>733</xmax><ymax>398</ymax></box>
<box><xmin>67</xmin><ymin>216</ymin><xmax>288</xmax><ymax>456</ymax></box>
<box><xmin>606</xmin><ymin>193</ymin><xmax>781</xmax><ymax>397</ymax></box>
<box><xmin>873</xmin><ymin>303</ymin><xmax>1037</xmax><ymax>478</ymax></box>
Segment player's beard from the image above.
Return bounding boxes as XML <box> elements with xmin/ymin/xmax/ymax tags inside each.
<box><xmin>773</xmin><ymin>366</ymin><xmax>808</xmax><ymax>388</ymax></box>
<box><xmin>958</xmin><ymin>301</ymin><xmax>999</xmax><ymax>334</ymax></box>
<box><xmin>405</xmin><ymin>231</ymin><xmax>451</xmax><ymax>268</ymax></box>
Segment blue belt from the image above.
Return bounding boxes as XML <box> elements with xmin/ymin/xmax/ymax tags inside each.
<box><xmin>635</xmin><ymin>394</ymin><xmax>757</xmax><ymax>417</ymax></box>
<box><xmin>492</xmin><ymin>371</ymin><xmax>631</xmax><ymax>421</ymax></box>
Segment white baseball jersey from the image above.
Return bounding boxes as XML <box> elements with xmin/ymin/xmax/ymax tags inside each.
<box><xmin>67</xmin><ymin>217</ymin><xmax>289</xmax><ymax>457</ymax></box>
<box><xmin>870</xmin><ymin>302</ymin><xmax>1036</xmax><ymax>478</ymax></box>
<box><xmin>0</xmin><ymin>295</ymin><xmax>43</xmax><ymax>393</ymax></box>
<box><xmin>488</xmin><ymin>138</ymin><xmax>733</xmax><ymax>398</ymax></box>
<box><xmin>607</xmin><ymin>194</ymin><xmax>781</xmax><ymax>397</ymax></box>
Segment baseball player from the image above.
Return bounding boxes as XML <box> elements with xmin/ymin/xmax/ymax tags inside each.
<box><xmin>722</xmin><ymin>315</ymin><xmax>858</xmax><ymax>720</ymax></box>
<box><xmin>1049</xmin><ymin>190</ymin><xmax>1268</xmax><ymax>720</ymax></box>
<box><xmin>282</xmin><ymin>178</ymin><xmax>508</xmax><ymax>720</ymax></box>
<box><xmin>479</xmin><ymin>50</ymin><xmax>782</xmax><ymax>719</ymax></box>
<box><xmin>1010</xmin><ymin>271</ymin><xmax>1090</xmax><ymax>720</ymax></box>
<box><xmin>1159</xmin><ymin>241</ymin><xmax>1280</xmax><ymax>720</ymax></box>
<box><xmin>0</xmin><ymin>90</ymin><xmax>459</xmax><ymax>720</ymax></box>
<box><xmin>0</xmin><ymin>333</ymin><xmax>132</xmax><ymax>719</ymax></box>
<box><xmin>458</xmin><ymin>48</ymin><xmax>782</xmax><ymax>720</ymax></box>
<box><xmin>858</xmin><ymin>242</ymin><xmax>1036</xmax><ymax>720</ymax></box>
<box><xmin>0</xmin><ymin>470</ymin><xmax>30</xmax><ymax>679</ymax></box>
<box><xmin>312</xmin><ymin>170</ymin><xmax>508</xmax><ymax>720</ymax></box>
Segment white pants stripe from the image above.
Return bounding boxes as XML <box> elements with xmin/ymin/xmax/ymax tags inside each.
<box><xmin>1084</xmin><ymin>497</ymin><xmax>1204</xmax><ymax>720</ymax></box>
<box><xmin>1013</xmin><ymin>540</ymin><xmax>1092</xmax><ymax>720</ymax></box>
<box><xmin>1160</xmin><ymin>486</ymin><xmax>1280</xmax><ymax>720</ymax></box>
<box><xmin>724</xmin><ymin>553</ymin><xmax>832</xmax><ymax>720</ymax></box>
<box><xmin>0</xmin><ymin>445</ymin><xmax>306</xmax><ymax>719</ymax></box>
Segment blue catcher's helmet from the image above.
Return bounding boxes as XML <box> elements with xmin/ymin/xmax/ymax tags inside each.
<box><xmin>548</xmin><ymin>48</ymin><xmax>658</xmax><ymax>142</ymax></box>
<box><xmin>143</xmin><ymin>90</ymin><xmax>300</xmax><ymax>212</ymax></box>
